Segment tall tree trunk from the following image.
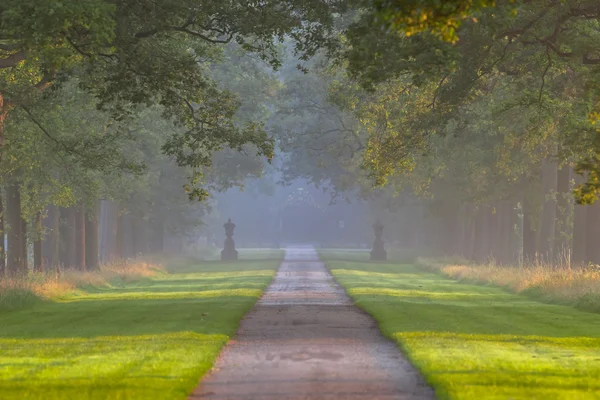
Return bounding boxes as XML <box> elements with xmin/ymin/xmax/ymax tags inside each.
<box><xmin>33</xmin><ymin>211</ymin><xmax>43</xmax><ymax>273</ymax></box>
<box><xmin>59</xmin><ymin>207</ymin><xmax>77</xmax><ymax>268</ymax></box>
<box><xmin>75</xmin><ymin>205</ymin><xmax>86</xmax><ymax>271</ymax></box>
<box><xmin>85</xmin><ymin>202</ymin><xmax>100</xmax><ymax>270</ymax></box>
<box><xmin>6</xmin><ymin>185</ymin><xmax>25</xmax><ymax>276</ymax></box>
<box><xmin>585</xmin><ymin>202</ymin><xmax>600</xmax><ymax>265</ymax></box>
<box><xmin>123</xmin><ymin>214</ymin><xmax>135</xmax><ymax>258</ymax></box>
<box><xmin>116</xmin><ymin>212</ymin><xmax>124</xmax><ymax>260</ymax></box>
<box><xmin>21</xmin><ymin>218</ymin><xmax>27</xmax><ymax>271</ymax></box>
<box><xmin>538</xmin><ymin>160</ymin><xmax>558</xmax><ymax>262</ymax></box>
<box><xmin>0</xmin><ymin>190</ymin><xmax>5</xmax><ymax>277</ymax></box>
<box><xmin>132</xmin><ymin>216</ymin><xmax>147</xmax><ymax>257</ymax></box>
<box><xmin>151</xmin><ymin>212</ymin><xmax>165</xmax><ymax>253</ymax></box>
<box><xmin>464</xmin><ymin>206</ymin><xmax>476</xmax><ymax>260</ymax></box>
<box><xmin>572</xmin><ymin>202</ymin><xmax>587</xmax><ymax>265</ymax></box>
<box><xmin>42</xmin><ymin>205</ymin><xmax>60</xmax><ymax>269</ymax></box>
<box><xmin>0</xmin><ymin>97</ymin><xmax>7</xmax><ymax>276</ymax></box>
<box><xmin>496</xmin><ymin>202</ymin><xmax>512</xmax><ymax>265</ymax></box>
<box><xmin>523</xmin><ymin>202</ymin><xmax>537</xmax><ymax>263</ymax></box>
<box><xmin>553</xmin><ymin>166</ymin><xmax>572</xmax><ymax>262</ymax></box>
<box><xmin>456</xmin><ymin>205</ymin><xmax>467</xmax><ymax>257</ymax></box>
<box><xmin>490</xmin><ymin>203</ymin><xmax>502</xmax><ymax>262</ymax></box>
<box><xmin>99</xmin><ymin>200</ymin><xmax>118</xmax><ymax>262</ymax></box>
<box><xmin>473</xmin><ymin>207</ymin><xmax>488</xmax><ymax>263</ymax></box>
<box><xmin>482</xmin><ymin>206</ymin><xmax>493</xmax><ymax>262</ymax></box>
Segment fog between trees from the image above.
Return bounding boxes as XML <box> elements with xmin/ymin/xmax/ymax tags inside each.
<box><xmin>1</xmin><ymin>1</ymin><xmax>600</xmax><ymax>275</ymax></box>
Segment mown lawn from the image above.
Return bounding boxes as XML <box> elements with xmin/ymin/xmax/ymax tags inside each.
<box><xmin>324</xmin><ymin>257</ymin><xmax>600</xmax><ymax>400</ymax></box>
<box><xmin>0</xmin><ymin>251</ymin><xmax>282</xmax><ymax>400</ymax></box>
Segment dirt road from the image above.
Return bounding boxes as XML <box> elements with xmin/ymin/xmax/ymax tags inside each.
<box><xmin>189</xmin><ymin>246</ymin><xmax>434</xmax><ymax>400</ymax></box>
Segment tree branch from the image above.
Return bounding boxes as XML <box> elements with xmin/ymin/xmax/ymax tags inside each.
<box><xmin>34</xmin><ymin>71</ymin><xmax>56</xmax><ymax>92</ymax></box>
<box><xmin>0</xmin><ymin>43</ymin><xmax>24</xmax><ymax>51</ymax></box>
<box><xmin>0</xmin><ymin>49</ymin><xmax>26</xmax><ymax>68</ymax></box>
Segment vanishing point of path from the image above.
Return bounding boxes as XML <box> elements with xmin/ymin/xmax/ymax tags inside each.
<box><xmin>190</xmin><ymin>246</ymin><xmax>434</xmax><ymax>400</ymax></box>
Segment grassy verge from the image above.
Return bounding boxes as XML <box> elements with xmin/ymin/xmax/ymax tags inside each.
<box><xmin>417</xmin><ymin>258</ymin><xmax>600</xmax><ymax>314</ymax></box>
<box><xmin>0</xmin><ymin>260</ymin><xmax>163</xmax><ymax>312</ymax></box>
<box><xmin>324</xmin><ymin>257</ymin><xmax>600</xmax><ymax>400</ymax></box>
<box><xmin>0</xmin><ymin>250</ymin><xmax>282</xmax><ymax>400</ymax></box>
<box><xmin>318</xmin><ymin>248</ymin><xmax>419</xmax><ymax>263</ymax></box>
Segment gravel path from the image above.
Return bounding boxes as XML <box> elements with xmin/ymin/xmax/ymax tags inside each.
<box><xmin>189</xmin><ymin>246</ymin><xmax>434</xmax><ymax>400</ymax></box>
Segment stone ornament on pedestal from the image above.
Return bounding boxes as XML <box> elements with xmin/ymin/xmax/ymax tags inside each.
<box><xmin>370</xmin><ymin>220</ymin><xmax>387</xmax><ymax>261</ymax></box>
<box><xmin>221</xmin><ymin>218</ymin><xmax>238</xmax><ymax>261</ymax></box>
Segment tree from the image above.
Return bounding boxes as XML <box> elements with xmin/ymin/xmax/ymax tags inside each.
<box><xmin>1</xmin><ymin>0</ymin><xmax>352</xmax><ymax>198</ymax></box>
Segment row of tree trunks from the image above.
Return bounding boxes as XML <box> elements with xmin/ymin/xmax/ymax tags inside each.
<box><xmin>424</xmin><ymin>162</ymin><xmax>599</xmax><ymax>267</ymax></box>
<box><xmin>0</xmin><ymin>194</ymin><xmax>168</xmax><ymax>278</ymax></box>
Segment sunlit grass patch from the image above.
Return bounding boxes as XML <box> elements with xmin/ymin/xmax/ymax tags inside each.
<box><xmin>398</xmin><ymin>332</ymin><xmax>600</xmax><ymax>400</ymax></box>
<box><xmin>327</xmin><ymin>258</ymin><xmax>600</xmax><ymax>400</ymax></box>
<box><xmin>0</xmin><ymin>258</ymin><xmax>280</xmax><ymax>399</ymax></box>
<box><xmin>0</xmin><ymin>332</ymin><xmax>227</xmax><ymax>400</ymax></box>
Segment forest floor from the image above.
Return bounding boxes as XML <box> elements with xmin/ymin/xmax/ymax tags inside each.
<box><xmin>0</xmin><ymin>250</ymin><xmax>282</xmax><ymax>400</ymax></box>
<box><xmin>322</xmin><ymin>252</ymin><xmax>600</xmax><ymax>400</ymax></box>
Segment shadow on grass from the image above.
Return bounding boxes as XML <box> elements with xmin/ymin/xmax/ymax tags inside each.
<box><xmin>327</xmin><ymin>259</ymin><xmax>600</xmax><ymax>399</ymax></box>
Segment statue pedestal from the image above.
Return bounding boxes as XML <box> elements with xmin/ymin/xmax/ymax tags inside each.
<box><xmin>221</xmin><ymin>218</ymin><xmax>238</xmax><ymax>260</ymax></box>
<box><xmin>370</xmin><ymin>238</ymin><xmax>387</xmax><ymax>261</ymax></box>
<box><xmin>221</xmin><ymin>237</ymin><xmax>238</xmax><ymax>260</ymax></box>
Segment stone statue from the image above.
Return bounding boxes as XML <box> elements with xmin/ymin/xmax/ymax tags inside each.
<box><xmin>370</xmin><ymin>220</ymin><xmax>387</xmax><ymax>261</ymax></box>
<box><xmin>221</xmin><ymin>218</ymin><xmax>238</xmax><ymax>260</ymax></box>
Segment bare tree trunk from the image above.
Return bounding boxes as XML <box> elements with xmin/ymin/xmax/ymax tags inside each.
<box><xmin>151</xmin><ymin>213</ymin><xmax>165</xmax><ymax>253</ymax></box>
<box><xmin>33</xmin><ymin>211</ymin><xmax>43</xmax><ymax>273</ymax></box>
<box><xmin>473</xmin><ymin>207</ymin><xmax>489</xmax><ymax>263</ymax></box>
<box><xmin>538</xmin><ymin>160</ymin><xmax>558</xmax><ymax>262</ymax></box>
<box><xmin>85</xmin><ymin>202</ymin><xmax>100</xmax><ymax>270</ymax></box>
<box><xmin>132</xmin><ymin>216</ymin><xmax>149</xmax><ymax>257</ymax></box>
<box><xmin>116</xmin><ymin>212</ymin><xmax>124</xmax><ymax>260</ymax></box>
<box><xmin>585</xmin><ymin>202</ymin><xmax>600</xmax><ymax>265</ymax></box>
<box><xmin>496</xmin><ymin>202</ymin><xmax>512</xmax><ymax>265</ymax></box>
<box><xmin>42</xmin><ymin>205</ymin><xmax>60</xmax><ymax>269</ymax></box>
<box><xmin>123</xmin><ymin>214</ymin><xmax>135</xmax><ymax>258</ymax></box>
<box><xmin>60</xmin><ymin>207</ymin><xmax>77</xmax><ymax>268</ymax></box>
<box><xmin>454</xmin><ymin>204</ymin><xmax>468</xmax><ymax>257</ymax></box>
<box><xmin>75</xmin><ymin>205</ymin><xmax>86</xmax><ymax>271</ymax></box>
<box><xmin>0</xmin><ymin>97</ymin><xmax>7</xmax><ymax>276</ymax></box>
<box><xmin>489</xmin><ymin>203</ymin><xmax>502</xmax><ymax>262</ymax></box>
<box><xmin>523</xmin><ymin>202</ymin><xmax>537</xmax><ymax>263</ymax></box>
<box><xmin>553</xmin><ymin>166</ymin><xmax>572</xmax><ymax>261</ymax></box>
<box><xmin>0</xmin><ymin>190</ymin><xmax>5</xmax><ymax>277</ymax></box>
<box><xmin>464</xmin><ymin>206</ymin><xmax>476</xmax><ymax>260</ymax></box>
<box><xmin>6</xmin><ymin>185</ymin><xmax>26</xmax><ymax>276</ymax></box>
<box><xmin>99</xmin><ymin>200</ymin><xmax>119</xmax><ymax>262</ymax></box>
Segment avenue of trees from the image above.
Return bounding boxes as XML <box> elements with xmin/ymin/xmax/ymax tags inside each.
<box><xmin>277</xmin><ymin>0</ymin><xmax>600</xmax><ymax>265</ymax></box>
<box><xmin>2</xmin><ymin>0</ymin><xmax>600</xmax><ymax>276</ymax></box>
<box><xmin>0</xmin><ymin>0</ymin><xmax>350</xmax><ymax>276</ymax></box>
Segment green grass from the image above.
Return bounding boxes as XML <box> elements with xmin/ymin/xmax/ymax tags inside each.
<box><xmin>318</xmin><ymin>248</ymin><xmax>420</xmax><ymax>263</ymax></box>
<box><xmin>325</xmin><ymin>258</ymin><xmax>600</xmax><ymax>400</ymax></box>
<box><xmin>0</xmin><ymin>251</ymin><xmax>282</xmax><ymax>400</ymax></box>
